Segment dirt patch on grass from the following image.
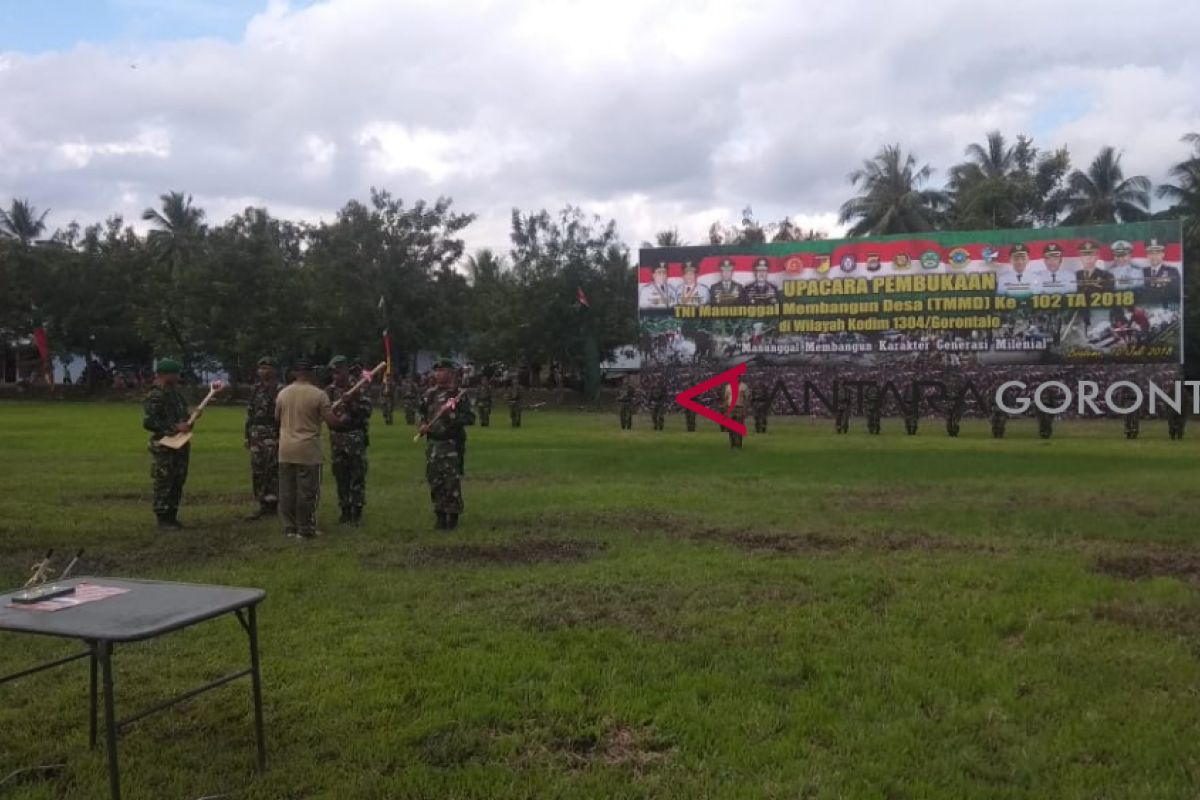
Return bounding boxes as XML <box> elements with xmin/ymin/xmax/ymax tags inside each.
<box><xmin>692</xmin><ymin>527</ymin><xmax>962</xmax><ymax>555</ymax></box>
<box><xmin>553</xmin><ymin>724</ymin><xmax>675</xmax><ymax>770</ymax></box>
<box><xmin>364</xmin><ymin>537</ymin><xmax>605</xmax><ymax>569</ymax></box>
<box><xmin>1093</xmin><ymin>602</ymin><xmax>1200</xmax><ymax>648</ymax></box>
<box><xmin>415</xmin><ymin>719</ymin><xmax>674</xmax><ymax>771</ymax></box>
<box><xmin>497</xmin><ymin>509</ymin><xmax>692</xmax><ymax>536</ymax></box>
<box><xmin>1092</xmin><ymin>552</ymin><xmax>1200</xmax><ymax>585</ymax></box>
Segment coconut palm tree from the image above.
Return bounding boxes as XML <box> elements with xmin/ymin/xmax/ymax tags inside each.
<box><xmin>838</xmin><ymin>145</ymin><xmax>947</xmax><ymax>236</ymax></box>
<box><xmin>1156</xmin><ymin>133</ymin><xmax>1200</xmax><ymax>243</ymax></box>
<box><xmin>0</xmin><ymin>199</ymin><xmax>49</xmax><ymax>245</ymax></box>
<box><xmin>141</xmin><ymin>191</ymin><xmax>206</xmax><ymax>266</ymax></box>
<box><xmin>948</xmin><ymin>131</ymin><xmax>1025</xmax><ymax>229</ymax></box>
<box><xmin>1061</xmin><ymin>147</ymin><xmax>1150</xmax><ymax>224</ymax></box>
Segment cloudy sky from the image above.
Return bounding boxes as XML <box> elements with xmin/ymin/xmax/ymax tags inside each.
<box><xmin>2</xmin><ymin>0</ymin><xmax>1199</xmax><ymax>253</ymax></box>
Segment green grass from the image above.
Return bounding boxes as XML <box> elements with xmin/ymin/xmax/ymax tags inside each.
<box><xmin>1</xmin><ymin>402</ymin><xmax>1199</xmax><ymax>799</ymax></box>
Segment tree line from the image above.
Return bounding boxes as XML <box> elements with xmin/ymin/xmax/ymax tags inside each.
<box><xmin>2</xmin><ymin>130</ymin><xmax>1199</xmax><ymax>391</ymax></box>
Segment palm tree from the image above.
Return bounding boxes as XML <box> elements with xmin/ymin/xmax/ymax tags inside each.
<box><xmin>838</xmin><ymin>145</ymin><xmax>947</xmax><ymax>236</ymax></box>
<box><xmin>0</xmin><ymin>199</ymin><xmax>49</xmax><ymax>245</ymax></box>
<box><xmin>1156</xmin><ymin>133</ymin><xmax>1200</xmax><ymax>243</ymax></box>
<box><xmin>141</xmin><ymin>191</ymin><xmax>205</xmax><ymax>266</ymax></box>
<box><xmin>948</xmin><ymin>131</ymin><xmax>1024</xmax><ymax>229</ymax></box>
<box><xmin>1061</xmin><ymin>147</ymin><xmax>1150</xmax><ymax>224</ymax></box>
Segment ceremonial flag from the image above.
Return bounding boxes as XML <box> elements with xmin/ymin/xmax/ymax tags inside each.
<box><xmin>576</xmin><ymin>287</ymin><xmax>589</xmax><ymax>307</ymax></box>
<box><xmin>32</xmin><ymin>327</ymin><xmax>52</xmax><ymax>386</ymax></box>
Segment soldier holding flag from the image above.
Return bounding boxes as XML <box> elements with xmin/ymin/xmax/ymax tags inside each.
<box><xmin>419</xmin><ymin>359</ymin><xmax>475</xmax><ymax>530</ymax></box>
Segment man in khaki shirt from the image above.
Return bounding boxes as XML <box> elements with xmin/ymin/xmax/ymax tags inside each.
<box><xmin>275</xmin><ymin>358</ymin><xmax>342</xmax><ymax>538</ymax></box>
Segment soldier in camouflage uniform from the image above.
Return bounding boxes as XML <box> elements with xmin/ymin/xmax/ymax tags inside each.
<box><xmin>725</xmin><ymin>378</ymin><xmax>749</xmax><ymax>448</ymax></box>
<box><xmin>944</xmin><ymin>381</ymin><xmax>963</xmax><ymax>438</ymax></box>
<box><xmin>325</xmin><ymin>356</ymin><xmax>372</xmax><ymax>526</ymax></box>
<box><xmin>143</xmin><ymin>358</ymin><xmax>192</xmax><ymax>529</ymax></box>
<box><xmin>506</xmin><ymin>377</ymin><xmax>523</xmax><ymax>427</ymax></box>
<box><xmin>684</xmin><ymin>406</ymin><xmax>697</xmax><ymax>432</ymax></box>
<box><xmin>649</xmin><ymin>377</ymin><xmax>668</xmax><ymax>431</ymax></box>
<box><xmin>244</xmin><ymin>356</ymin><xmax>280</xmax><ymax>520</ymax></box>
<box><xmin>834</xmin><ymin>382</ymin><xmax>852</xmax><ymax>434</ymax></box>
<box><xmin>1167</xmin><ymin>386</ymin><xmax>1188</xmax><ymax>440</ymax></box>
<box><xmin>618</xmin><ymin>376</ymin><xmax>635</xmax><ymax>429</ymax></box>
<box><xmin>1116</xmin><ymin>385</ymin><xmax>1140</xmax><ymax>439</ymax></box>
<box><xmin>420</xmin><ymin>359</ymin><xmax>475</xmax><ymax>530</ymax></box>
<box><xmin>750</xmin><ymin>377</ymin><xmax>770</xmax><ymax>434</ymax></box>
<box><xmin>402</xmin><ymin>377</ymin><xmax>420</xmax><ymax>425</ymax></box>
<box><xmin>990</xmin><ymin>391</ymin><xmax>1008</xmax><ymax>439</ymax></box>
<box><xmin>1037</xmin><ymin>385</ymin><xmax>1058</xmax><ymax>439</ymax></box>
<box><xmin>477</xmin><ymin>377</ymin><xmax>493</xmax><ymax>427</ymax></box>
<box><xmin>380</xmin><ymin>374</ymin><xmax>396</xmax><ymax>426</ymax></box>
<box><xmin>865</xmin><ymin>383</ymin><xmax>882</xmax><ymax>435</ymax></box>
<box><xmin>903</xmin><ymin>393</ymin><xmax>920</xmax><ymax>435</ymax></box>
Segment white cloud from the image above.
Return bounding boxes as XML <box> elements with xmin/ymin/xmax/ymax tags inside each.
<box><xmin>0</xmin><ymin>0</ymin><xmax>1198</xmax><ymax>255</ymax></box>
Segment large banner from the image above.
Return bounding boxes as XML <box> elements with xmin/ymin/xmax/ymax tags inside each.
<box><xmin>638</xmin><ymin>221</ymin><xmax>1183</xmax><ymax>367</ymax></box>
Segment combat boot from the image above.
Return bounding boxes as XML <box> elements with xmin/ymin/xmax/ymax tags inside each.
<box><xmin>338</xmin><ymin>507</ymin><xmax>352</xmax><ymax>525</ymax></box>
<box><xmin>157</xmin><ymin>512</ymin><xmax>183</xmax><ymax>531</ymax></box>
<box><xmin>446</xmin><ymin>514</ymin><xmax>459</xmax><ymax>530</ymax></box>
<box><xmin>245</xmin><ymin>504</ymin><xmax>273</xmax><ymax>521</ymax></box>
<box><xmin>351</xmin><ymin>507</ymin><xmax>363</xmax><ymax>527</ymax></box>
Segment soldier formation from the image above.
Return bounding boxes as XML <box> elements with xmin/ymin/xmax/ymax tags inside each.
<box><xmin>141</xmin><ymin>355</ymin><xmax>530</xmax><ymax>535</ymax></box>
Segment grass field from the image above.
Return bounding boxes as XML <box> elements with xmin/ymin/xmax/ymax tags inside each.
<box><xmin>2</xmin><ymin>402</ymin><xmax>1199</xmax><ymax>799</ymax></box>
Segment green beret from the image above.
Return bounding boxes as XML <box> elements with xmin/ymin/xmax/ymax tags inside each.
<box><xmin>328</xmin><ymin>355</ymin><xmax>348</xmax><ymax>368</ymax></box>
<box><xmin>432</xmin><ymin>358</ymin><xmax>459</xmax><ymax>370</ymax></box>
<box><xmin>256</xmin><ymin>356</ymin><xmax>276</xmax><ymax>368</ymax></box>
<box><xmin>155</xmin><ymin>357</ymin><xmax>182</xmax><ymax>374</ymax></box>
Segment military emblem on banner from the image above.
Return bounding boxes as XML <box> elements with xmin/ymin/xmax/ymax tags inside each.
<box><xmin>866</xmin><ymin>253</ymin><xmax>881</xmax><ymax>272</ymax></box>
<box><xmin>948</xmin><ymin>247</ymin><xmax>971</xmax><ymax>268</ymax></box>
<box><xmin>893</xmin><ymin>253</ymin><xmax>912</xmax><ymax>270</ymax></box>
<box><xmin>814</xmin><ymin>255</ymin><xmax>831</xmax><ymax>273</ymax></box>
<box><xmin>981</xmin><ymin>246</ymin><xmax>999</xmax><ymax>265</ymax></box>
<box><xmin>782</xmin><ymin>255</ymin><xmax>805</xmax><ymax>274</ymax></box>
<box><xmin>839</xmin><ymin>254</ymin><xmax>856</xmax><ymax>273</ymax></box>
<box><xmin>920</xmin><ymin>250</ymin><xmax>941</xmax><ymax>270</ymax></box>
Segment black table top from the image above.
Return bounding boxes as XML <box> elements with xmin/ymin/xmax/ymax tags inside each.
<box><xmin>0</xmin><ymin>577</ymin><xmax>265</xmax><ymax>643</ymax></box>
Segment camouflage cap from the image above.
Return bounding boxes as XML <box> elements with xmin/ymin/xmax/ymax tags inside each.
<box><xmin>1111</xmin><ymin>240</ymin><xmax>1132</xmax><ymax>255</ymax></box>
<box><xmin>1043</xmin><ymin>243</ymin><xmax>1063</xmax><ymax>257</ymax></box>
<box><xmin>155</xmin><ymin>357</ymin><xmax>182</xmax><ymax>374</ymax></box>
<box><xmin>432</xmin><ymin>357</ymin><xmax>459</xmax><ymax>370</ymax></box>
<box><xmin>1146</xmin><ymin>239</ymin><xmax>1166</xmax><ymax>253</ymax></box>
<box><xmin>256</xmin><ymin>356</ymin><xmax>276</xmax><ymax>368</ymax></box>
<box><xmin>328</xmin><ymin>355</ymin><xmax>348</xmax><ymax>368</ymax></box>
<box><xmin>1078</xmin><ymin>240</ymin><xmax>1099</xmax><ymax>254</ymax></box>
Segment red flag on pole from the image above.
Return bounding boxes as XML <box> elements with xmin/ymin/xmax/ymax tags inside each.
<box><xmin>32</xmin><ymin>327</ymin><xmax>52</xmax><ymax>386</ymax></box>
<box><xmin>576</xmin><ymin>287</ymin><xmax>589</xmax><ymax>307</ymax></box>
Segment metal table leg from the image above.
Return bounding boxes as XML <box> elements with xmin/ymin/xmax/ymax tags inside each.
<box><xmin>248</xmin><ymin>606</ymin><xmax>266</xmax><ymax>772</ymax></box>
<box><xmin>98</xmin><ymin>640</ymin><xmax>121</xmax><ymax>800</ymax></box>
<box><xmin>89</xmin><ymin>644</ymin><xmax>98</xmax><ymax>749</ymax></box>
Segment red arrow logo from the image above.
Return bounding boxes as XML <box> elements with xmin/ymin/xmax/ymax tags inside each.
<box><xmin>674</xmin><ymin>363</ymin><xmax>748</xmax><ymax>436</ymax></box>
